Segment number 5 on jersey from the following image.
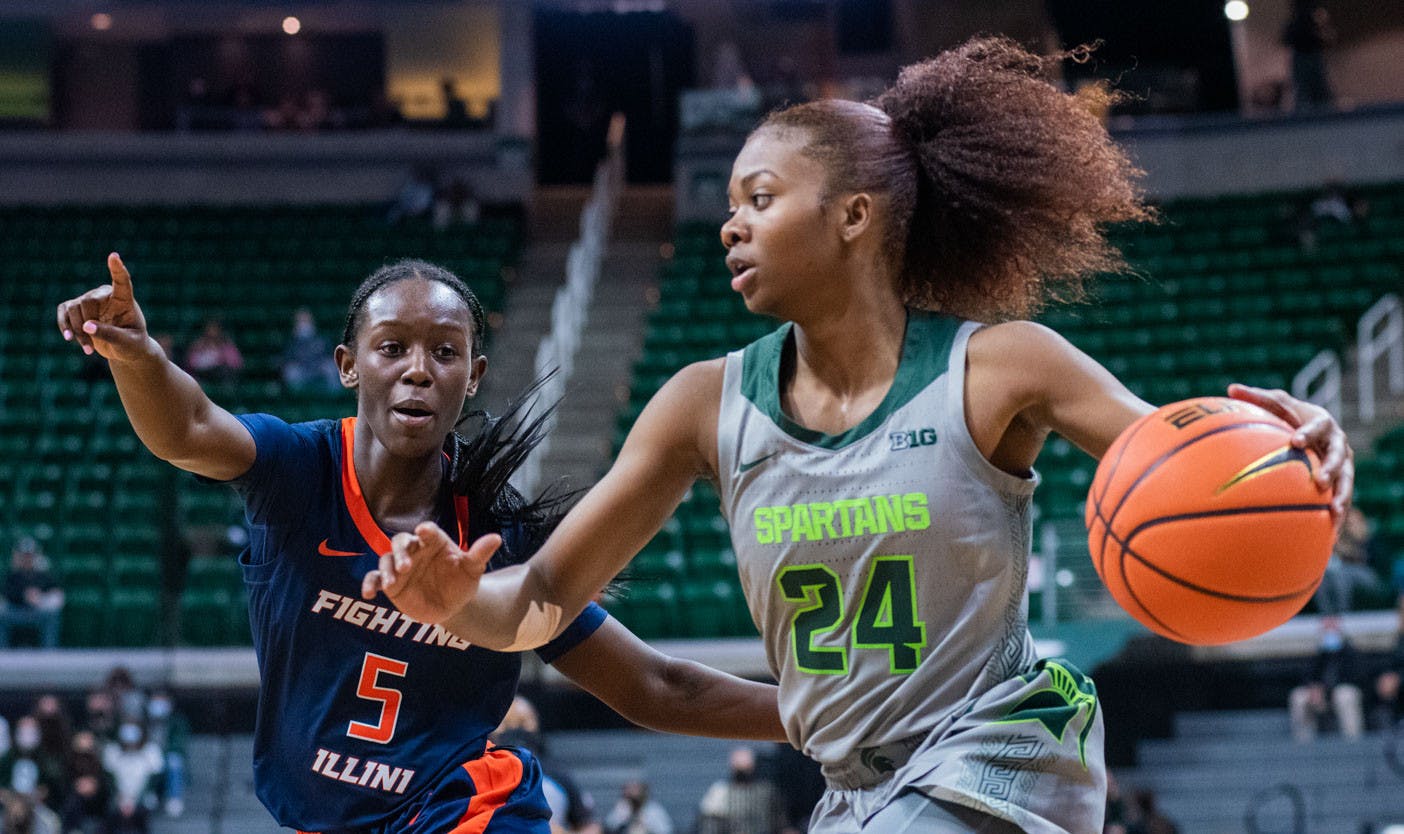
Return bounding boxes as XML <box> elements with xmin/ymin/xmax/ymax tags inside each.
<box><xmin>778</xmin><ymin>556</ymin><xmax>927</xmax><ymax>676</ymax></box>
<box><xmin>348</xmin><ymin>653</ymin><xmax>407</xmax><ymax>744</ymax></box>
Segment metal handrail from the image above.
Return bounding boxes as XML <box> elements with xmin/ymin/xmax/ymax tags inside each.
<box><xmin>1291</xmin><ymin>349</ymin><xmax>1342</xmax><ymax>418</ymax></box>
<box><xmin>1358</xmin><ymin>293</ymin><xmax>1403</xmax><ymax>423</ymax></box>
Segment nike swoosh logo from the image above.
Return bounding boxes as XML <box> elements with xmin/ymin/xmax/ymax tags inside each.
<box><xmin>738</xmin><ymin>452</ymin><xmax>777</xmax><ymax>474</ymax></box>
<box><xmin>318</xmin><ymin>539</ymin><xmax>364</xmax><ymax>557</ymax></box>
<box><xmin>1216</xmin><ymin>445</ymin><xmax>1314</xmax><ymax>495</ymax></box>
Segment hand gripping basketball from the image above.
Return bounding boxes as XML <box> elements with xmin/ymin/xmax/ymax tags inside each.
<box><xmin>361</xmin><ymin>522</ymin><xmax>501</xmax><ymax>626</ymax></box>
<box><xmin>55</xmin><ymin>253</ymin><xmax>151</xmax><ymax>364</ymax></box>
<box><xmin>1086</xmin><ymin>396</ymin><xmax>1338</xmax><ymax>645</ymax></box>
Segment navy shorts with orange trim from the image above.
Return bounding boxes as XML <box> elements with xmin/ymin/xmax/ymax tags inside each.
<box><xmin>301</xmin><ymin>746</ymin><xmax>551</xmax><ymax>834</ymax></box>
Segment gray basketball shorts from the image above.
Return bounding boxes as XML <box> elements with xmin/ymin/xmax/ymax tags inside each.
<box><xmin>809</xmin><ymin>658</ymin><xmax>1107</xmax><ymax>834</ymax></box>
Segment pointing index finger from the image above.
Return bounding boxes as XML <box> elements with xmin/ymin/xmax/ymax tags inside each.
<box><xmin>107</xmin><ymin>252</ymin><xmax>133</xmax><ymax>304</ymax></box>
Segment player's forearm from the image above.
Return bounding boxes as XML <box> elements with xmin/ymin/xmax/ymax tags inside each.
<box><xmin>443</xmin><ymin>562</ymin><xmax>574</xmax><ymax>652</ymax></box>
<box><xmin>109</xmin><ymin>339</ymin><xmax>220</xmax><ymax>463</ymax></box>
<box><xmin>630</xmin><ymin>657</ymin><xmax>786</xmax><ymax>742</ymax></box>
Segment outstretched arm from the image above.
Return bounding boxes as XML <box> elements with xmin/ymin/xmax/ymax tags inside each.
<box><xmin>967</xmin><ymin>321</ymin><xmax>1353</xmax><ymax>518</ymax></box>
<box><xmin>362</xmin><ymin>360</ymin><xmax>724</xmax><ymax>650</ymax></box>
<box><xmin>55</xmin><ymin>254</ymin><xmax>255</xmax><ymax>480</ymax></box>
<box><xmin>552</xmin><ymin>618</ymin><xmax>787</xmax><ymax>742</ymax></box>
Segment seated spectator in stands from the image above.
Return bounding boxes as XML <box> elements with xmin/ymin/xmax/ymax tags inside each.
<box><xmin>386</xmin><ymin>167</ymin><xmax>437</xmax><ymax>225</ymax></box>
<box><xmin>142</xmin><ymin>691</ymin><xmax>187</xmax><ymax>818</ymax></box>
<box><xmin>697</xmin><ymin>747</ymin><xmax>784</xmax><ymax>834</ymax></box>
<box><xmin>183</xmin><ymin>319</ymin><xmax>243</xmax><ymax>383</ymax></box>
<box><xmin>279</xmin><ymin>308</ymin><xmax>339</xmax><ymax>394</ymax></box>
<box><xmin>604</xmin><ymin>780</ymin><xmax>672</xmax><ymax>834</ymax></box>
<box><xmin>81</xmin><ymin>692</ymin><xmax>116</xmax><ymax>742</ymax></box>
<box><xmin>0</xmin><ymin>538</ymin><xmax>63</xmax><ymax>649</ymax></box>
<box><xmin>1130</xmin><ymin>788</ymin><xmax>1179</xmax><ymax>834</ymax></box>
<box><xmin>1</xmin><ymin>787</ymin><xmax>61</xmax><ymax>834</ymax></box>
<box><xmin>59</xmin><ymin>773</ymin><xmax>109</xmax><ymax>834</ymax></box>
<box><xmin>1314</xmin><ymin>508</ymin><xmax>1387</xmax><ymax>615</ymax></box>
<box><xmin>1103</xmin><ymin>772</ymin><xmax>1129</xmax><ymax>834</ymax></box>
<box><xmin>101</xmin><ymin>669</ymin><xmax>146</xmax><ymax>729</ymax></box>
<box><xmin>433</xmin><ymin>177</ymin><xmax>481</xmax><ymax>230</ymax></box>
<box><xmin>0</xmin><ymin>717</ymin><xmax>66</xmax><ymax>812</ymax></box>
<box><xmin>491</xmin><ymin>696</ymin><xmax>599</xmax><ymax>834</ymax></box>
<box><xmin>30</xmin><ymin>698</ymin><xmax>70</xmax><ymax>792</ymax></box>
<box><xmin>1373</xmin><ymin>606</ymin><xmax>1404</xmax><ymax>730</ymax></box>
<box><xmin>1289</xmin><ymin>617</ymin><xmax>1364</xmax><ymax>741</ymax></box>
<box><xmin>101</xmin><ymin>723</ymin><xmax>162</xmax><ymax>833</ymax></box>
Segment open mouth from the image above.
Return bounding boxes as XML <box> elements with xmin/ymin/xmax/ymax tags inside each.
<box><xmin>726</xmin><ymin>256</ymin><xmax>756</xmax><ymax>291</ymax></box>
<box><xmin>391</xmin><ymin>403</ymin><xmax>435</xmax><ymax>427</ymax></box>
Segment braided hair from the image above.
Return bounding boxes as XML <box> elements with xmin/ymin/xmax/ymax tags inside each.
<box><xmin>342</xmin><ymin>260</ymin><xmax>573</xmax><ymax>568</ymax></box>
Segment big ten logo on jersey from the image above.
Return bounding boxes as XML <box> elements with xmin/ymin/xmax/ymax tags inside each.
<box><xmin>890</xmin><ymin>427</ymin><xmax>937</xmax><ymax>451</ymax></box>
<box><xmin>1162</xmin><ymin>400</ymin><xmax>1250</xmax><ymax>430</ymax></box>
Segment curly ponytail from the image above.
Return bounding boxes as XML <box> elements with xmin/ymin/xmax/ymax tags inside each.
<box><xmin>758</xmin><ymin>37</ymin><xmax>1153</xmax><ymax>322</ymax></box>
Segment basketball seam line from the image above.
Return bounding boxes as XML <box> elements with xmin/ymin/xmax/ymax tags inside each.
<box><xmin>1118</xmin><ymin>503</ymin><xmax>1332</xmax><ymax>603</ymax></box>
<box><xmin>1090</xmin><ymin>420</ymin><xmax>1295</xmax><ymax>639</ymax></box>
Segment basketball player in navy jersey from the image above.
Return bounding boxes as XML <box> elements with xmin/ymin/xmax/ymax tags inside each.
<box><xmin>56</xmin><ymin>254</ymin><xmax>786</xmax><ymax>834</ymax></box>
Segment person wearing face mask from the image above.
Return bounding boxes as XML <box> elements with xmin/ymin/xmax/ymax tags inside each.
<box><xmin>142</xmin><ymin>692</ymin><xmax>188</xmax><ymax>818</ymax></box>
<box><xmin>697</xmin><ymin>747</ymin><xmax>784</xmax><ymax>834</ymax></box>
<box><xmin>603</xmin><ymin>781</ymin><xmax>672</xmax><ymax>834</ymax></box>
<box><xmin>0</xmin><ymin>718</ymin><xmax>64</xmax><ymax>808</ymax></box>
<box><xmin>1288</xmin><ymin>617</ymin><xmax>1365</xmax><ymax>742</ymax></box>
<box><xmin>100</xmin><ymin>722</ymin><xmax>163</xmax><ymax>831</ymax></box>
<box><xmin>280</xmin><ymin>307</ymin><xmax>340</xmax><ymax>394</ymax></box>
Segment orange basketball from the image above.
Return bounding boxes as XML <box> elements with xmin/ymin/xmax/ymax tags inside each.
<box><xmin>1085</xmin><ymin>397</ymin><xmax>1335</xmax><ymax>645</ymax></box>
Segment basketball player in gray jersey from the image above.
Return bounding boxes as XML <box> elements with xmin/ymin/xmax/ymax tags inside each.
<box><xmin>363</xmin><ymin>38</ymin><xmax>1353</xmax><ymax>833</ymax></box>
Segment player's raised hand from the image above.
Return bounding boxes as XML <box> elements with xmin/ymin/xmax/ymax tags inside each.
<box><xmin>56</xmin><ymin>253</ymin><xmax>152</xmax><ymax>364</ymax></box>
<box><xmin>1228</xmin><ymin>383</ymin><xmax>1354</xmax><ymax>521</ymax></box>
<box><xmin>361</xmin><ymin>522</ymin><xmax>501</xmax><ymax>625</ymax></box>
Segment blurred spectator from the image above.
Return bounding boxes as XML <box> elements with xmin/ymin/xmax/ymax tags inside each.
<box><xmin>1289</xmin><ymin>617</ymin><xmax>1364</xmax><ymax>742</ymax></box>
<box><xmin>1374</xmin><ymin>605</ymin><xmax>1404</xmax><ymax>730</ymax></box>
<box><xmin>1282</xmin><ymin>1</ymin><xmax>1336</xmax><ymax>110</ymax></box>
<box><xmin>29</xmin><ymin>698</ymin><xmax>69</xmax><ymax>774</ymax></box>
<box><xmin>184</xmin><ymin>319</ymin><xmax>243</xmax><ymax>383</ymax></box>
<box><xmin>492</xmin><ymin>696</ymin><xmax>598</xmax><ymax>834</ymax></box>
<box><xmin>102</xmin><ymin>669</ymin><xmax>146</xmax><ymax>729</ymax></box>
<box><xmin>433</xmin><ymin>177</ymin><xmax>482</xmax><ymax>230</ymax></box>
<box><xmin>0</xmin><ymin>717</ymin><xmax>65</xmax><ymax>810</ymax></box>
<box><xmin>101</xmin><ymin>723</ymin><xmax>162</xmax><ymax>833</ymax></box>
<box><xmin>1314</xmin><ymin>508</ymin><xmax>1388</xmax><ymax>615</ymax></box>
<box><xmin>0</xmin><ymin>788</ymin><xmax>60</xmax><ymax>834</ymax></box>
<box><xmin>0</xmin><ymin>538</ymin><xmax>63</xmax><ymax>649</ymax></box>
<box><xmin>387</xmin><ymin>168</ymin><xmax>437</xmax><ymax>225</ymax></box>
<box><xmin>58</xmin><ymin>774</ymin><xmax>109</xmax><ymax>834</ymax></box>
<box><xmin>1129</xmin><ymin>788</ymin><xmax>1179</xmax><ymax>834</ymax></box>
<box><xmin>697</xmin><ymin>747</ymin><xmax>784</xmax><ymax>834</ymax></box>
<box><xmin>143</xmin><ymin>692</ymin><xmax>188</xmax><ymax>818</ymax></box>
<box><xmin>280</xmin><ymin>308</ymin><xmax>340</xmax><ymax>394</ymax></box>
<box><xmin>82</xmin><ymin>692</ymin><xmax>116</xmax><ymax>741</ymax></box>
<box><xmin>441</xmin><ymin>78</ymin><xmax>469</xmax><ymax>126</ymax></box>
<box><xmin>0</xmin><ymin>717</ymin><xmax>9</xmax><ymax>758</ymax></box>
<box><xmin>603</xmin><ymin>780</ymin><xmax>672</xmax><ymax>834</ymax></box>
<box><xmin>770</xmin><ymin>743</ymin><xmax>822</xmax><ymax>833</ymax></box>
<box><xmin>1103</xmin><ymin>772</ymin><xmax>1129</xmax><ymax>834</ymax></box>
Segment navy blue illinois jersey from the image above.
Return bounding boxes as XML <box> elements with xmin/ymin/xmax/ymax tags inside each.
<box><xmin>225</xmin><ymin>414</ymin><xmax>606</xmax><ymax>832</ymax></box>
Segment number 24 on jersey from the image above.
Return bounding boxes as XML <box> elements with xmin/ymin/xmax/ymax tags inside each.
<box><xmin>778</xmin><ymin>556</ymin><xmax>927</xmax><ymax>676</ymax></box>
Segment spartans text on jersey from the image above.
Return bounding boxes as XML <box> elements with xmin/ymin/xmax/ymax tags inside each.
<box><xmin>753</xmin><ymin>493</ymin><xmax>930</xmax><ymax>544</ymax></box>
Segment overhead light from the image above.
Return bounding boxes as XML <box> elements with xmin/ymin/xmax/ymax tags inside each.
<box><xmin>1224</xmin><ymin>1</ymin><xmax>1249</xmax><ymax>21</ymax></box>
<box><xmin>91</xmin><ymin>12</ymin><xmax>113</xmax><ymax>31</ymax></box>
<box><xmin>282</xmin><ymin>16</ymin><xmax>302</xmax><ymax>35</ymax></box>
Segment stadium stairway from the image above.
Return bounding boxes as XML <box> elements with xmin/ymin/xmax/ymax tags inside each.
<box><xmin>1115</xmin><ymin>709</ymin><xmax>1404</xmax><ymax>833</ymax></box>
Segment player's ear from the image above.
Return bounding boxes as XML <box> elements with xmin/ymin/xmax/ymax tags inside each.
<box><xmin>838</xmin><ymin>192</ymin><xmax>874</xmax><ymax>244</ymax></box>
<box><xmin>465</xmin><ymin>354</ymin><xmax>488</xmax><ymax>398</ymax></box>
<box><xmin>334</xmin><ymin>344</ymin><xmax>358</xmax><ymax>389</ymax></box>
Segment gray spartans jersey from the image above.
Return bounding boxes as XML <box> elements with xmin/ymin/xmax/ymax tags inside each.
<box><xmin>715</xmin><ymin>311</ymin><xmax>1104</xmax><ymax>833</ymax></box>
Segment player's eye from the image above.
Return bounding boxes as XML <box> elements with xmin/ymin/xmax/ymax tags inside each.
<box><xmin>434</xmin><ymin>345</ymin><xmax>459</xmax><ymax>360</ymax></box>
<box><xmin>751</xmin><ymin>193</ymin><xmax>773</xmax><ymax>209</ymax></box>
<box><xmin>378</xmin><ymin>342</ymin><xmax>404</xmax><ymax>357</ymax></box>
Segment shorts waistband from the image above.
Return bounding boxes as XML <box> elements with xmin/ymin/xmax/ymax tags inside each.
<box><xmin>821</xmin><ymin>730</ymin><xmax>929</xmax><ymax>791</ymax></box>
